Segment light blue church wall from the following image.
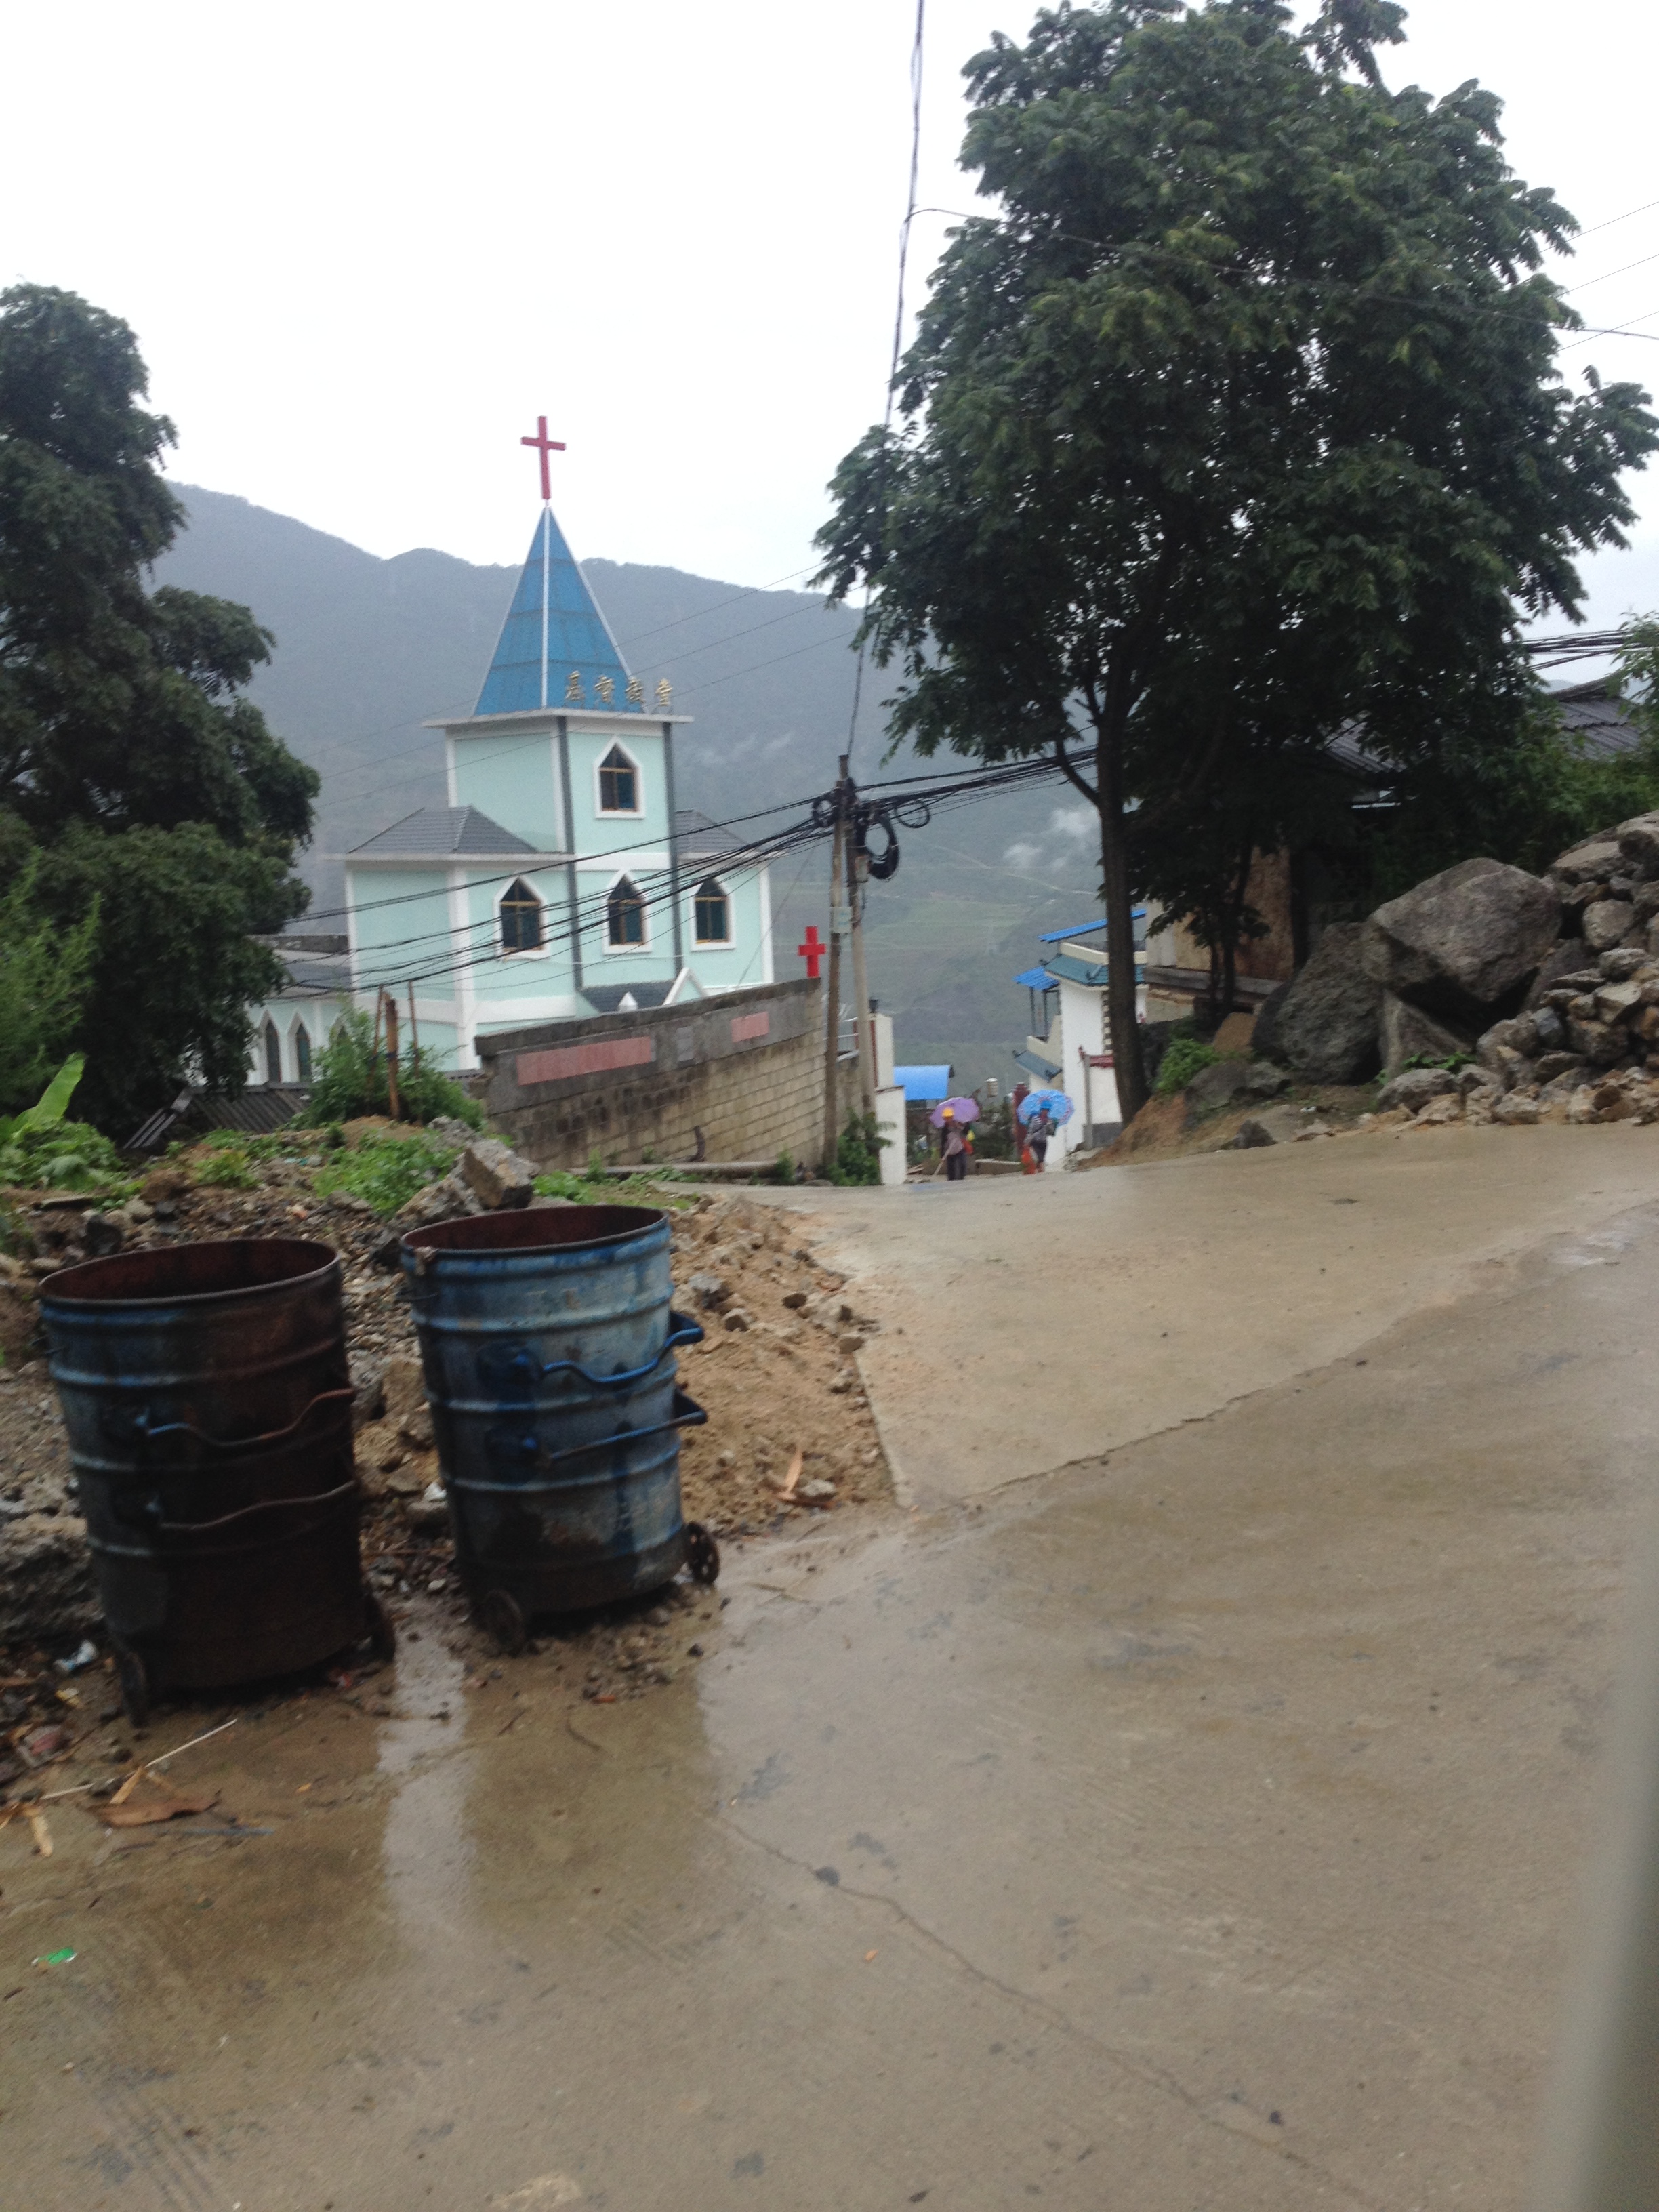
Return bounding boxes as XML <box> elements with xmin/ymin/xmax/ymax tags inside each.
<box><xmin>567</xmin><ymin>724</ymin><xmax>670</xmax><ymax>860</ymax></box>
<box><xmin>349</xmin><ymin>867</ymin><xmax>451</xmax><ymax>970</ymax></box>
<box><xmin>678</xmin><ymin>866</ymin><xmax>772</xmax><ymax>991</ymax></box>
<box><xmin>450</xmin><ymin>731</ymin><xmax>562</xmax><ymax>851</ymax></box>
<box><xmin>464</xmin><ymin>867</ymin><xmax>580</xmax><ymax>1010</ymax></box>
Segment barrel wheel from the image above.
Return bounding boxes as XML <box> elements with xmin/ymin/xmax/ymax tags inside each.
<box><xmin>113</xmin><ymin>1643</ymin><xmax>152</xmax><ymax>1731</ymax></box>
<box><xmin>480</xmin><ymin>1587</ymin><xmax>527</xmax><ymax>1657</ymax></box>
<box><xmin>363</xmin><ymin>1589</ymin><xmax>397</xmax><ymax>1664</ymax></box>
<box><xmin>684</xmin><ymin>1521</ymin><xmax>720</xmax><ymax>1586</ymax></box>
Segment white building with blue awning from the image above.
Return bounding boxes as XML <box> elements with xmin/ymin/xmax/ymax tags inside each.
<box><xmin>1012</xmin><ymin>913</ymin><xmax>1147</xmax><ymax>1154</ymax></box>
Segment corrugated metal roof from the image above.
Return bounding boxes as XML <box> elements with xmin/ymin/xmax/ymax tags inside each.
<box><xmin>476</xmin><ymin>506</ymin><xmax>638</xmax><ymax>717</ymax></box>
<box><xmin>1013</xmin><ymin>966</ymin><xmax>1054</xmax><ymax>990</ymax></box>
<box><xmin>1013</xmin><ymin>1048</ymin><xmax>1062</xmax><ymax>1081</ymax></box>
<box><xmin>1043</xmin><ymin>953</ymin><xmax>1112</xmax><ymax>988</ymax></box>
<box><xmin>349</xmin><ymin>807</ymin><xmax>535</xmax><ymax>857</ymax></box>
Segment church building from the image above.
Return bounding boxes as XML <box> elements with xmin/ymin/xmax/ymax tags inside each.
<box><xmin>247</xmin><ymin>488</ymin><xmax>774</xmax><ymax>1086</ymax></box>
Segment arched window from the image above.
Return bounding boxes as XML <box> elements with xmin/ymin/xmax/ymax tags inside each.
<box><xmin>597</xmin><ymin>744</ymin><xmax>639</xmax><ymax>814</ymax></box>
<box><xmin>293</xmin><ymin>1023</ymin><xmax>313</xmax><ymax>1084</ymax></box>
<box><xmin>264</xmin><ymin>1020</ymin><xmax>282</xmax><ymax>1084</ymax></box>
<box><xmin>606</xmin><ymin>876</ymin><xmax>646</xmax><ymax>947</ymax></box>
<box><xmin>499</xmin><ymin>877</ymin><xmax>544</xmax><ymax>953</ymax></box>
<box><xmin>693</xmin><ymin>877</ymin><xmax>731</xmax><ymax>945</ymax></box>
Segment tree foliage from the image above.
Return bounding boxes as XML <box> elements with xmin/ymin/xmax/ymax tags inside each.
<box><xmin>0</xmin><ymin>284</ymin><xmax>319</xmax><ymax>1129</ymax></box>
<box><xmin>0</xmin><ymin>855</ymin><xmax>98</xmax><ymax>1115</ymax></box>
<box><xmin>815</xmin><ymin>0</ymin><xmax>1658</xmax><ymax>1116</ymax></box>
<box><xmin>296</xmin><ymin>1008</ymin><xmax>484</xmax><ymax>1130</ymax></box>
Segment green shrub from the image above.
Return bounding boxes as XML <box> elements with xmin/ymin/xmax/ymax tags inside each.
<box><xmin>193</xmin><ymin>1146</ymin><xmax>258</xmax><ymax>1189</ymax></box>
<box><xmin>771</xmin><ymin>1151</ymin><xmax>796</xmax><ymax>1185</ymax></box>
<box><xmin>1154</xmin><ymin>1037</ymin><xmax>1223</xmax><ymax>1097</ymax></box>
<box><xmin>313</xmin><ymin>1130</ymin><xmax>460</xmax><ymax>1218</ymax></box>
<box><xmin>296</xmin><ymin>1010</ymin><xmax>483</xmax><ymax>1128</ymax></box>
<box><xmin>0</xmin><ymin>1119</ymin><xmax>134</xmax><ymax>1197</ymax></box>
<box><xmin>830</xmin><ymin>1112</ymin><xmax>885</xmax><ymax>1186</ymax></box>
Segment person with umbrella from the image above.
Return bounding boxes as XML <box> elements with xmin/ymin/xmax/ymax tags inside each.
<box><xmin>1017</xmin><ymin>1087</ymin><xmax>1073</xmax><ymax>1173</ymax></box>
<box><xmin>930</xmin><ymin>1096</ymin><xmax>979</xmax><ymax>1183</ymax></box>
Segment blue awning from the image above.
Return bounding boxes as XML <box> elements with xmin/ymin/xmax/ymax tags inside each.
<box><xmin>1038</xmin><ymin>910</ymin><xmax>1144</xmax><ymax>943</ymax></box>
<box><xmin>1013</xmin><ymin>966</ymin><xmax>1054</xmax><ymax>990</ymax></box>
<box><xmin>1013</xmin><ymin>1049</ymin><xmax>1062</xmax><ymax>1082</ymax></box>
<box><xmin>894</xmin><ymin>1064</ymin><xmax>953</xmax><ymax>1103</ymax></box>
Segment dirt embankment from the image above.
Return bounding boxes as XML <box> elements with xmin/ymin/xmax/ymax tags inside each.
<box><xmin>0</xmin><ymin>1143</ymin><xmax>890</xmax><ymax>1780</ymax></box>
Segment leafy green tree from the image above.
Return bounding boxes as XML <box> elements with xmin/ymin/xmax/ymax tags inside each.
<box><xmin>815</xmin><ymin>0</ymin><xmax>1657</xmax><ymax>1119</ymax></box>
<box><xmin>0</xmin><ymin>855</ymin><xmax>98</xmax><ymax>1113</ymax></box>
<box><xmin>0</xmin><ymin>283</ymin><xmax>319</xmax><ymax>1128</ymax></box>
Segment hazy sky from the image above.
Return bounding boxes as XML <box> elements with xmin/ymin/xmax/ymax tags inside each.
<box><xmin>9</xmin><ymin>1</ymin><xmax>1659</xmax><ymax>622</ymax></box>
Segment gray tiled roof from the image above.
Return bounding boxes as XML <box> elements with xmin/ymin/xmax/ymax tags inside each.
<box><xmin>581</xmin><ymin>981</ymin><xmax>676</xmax><ymax>1015</ymax></box>
<box><xmin>350</xmin><ymin>807</ymin><xmax>537</xmax><ymax>857</ymax></box>
<box><xmin>1553</xmin><ymin>679</ymin><xmax>1639</xmax><ymax>757</ymax></box>
<box><xmin>675</xmin><ymin>808</ymin><xmax>731</xmax><ymax>862</ymax></box>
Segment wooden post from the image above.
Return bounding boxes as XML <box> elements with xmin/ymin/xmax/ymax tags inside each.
<box><xmin>846</xmin><ymin>833</ymin><xmax>877</xmax><ymax>1120</ymax></box>
<box><xmin>383</xmin><ymin>992</ymin><xmax>401</xmax><ymax>1121</ymax></box>
<box><xmin>406</xmin><ymin>981</ymin><xmax>420</xmax><ymax>1067</ymax></box>
<box><xmin>369</xmin><ymin>991</ymin><xmax>383</xmax><ymax>1106</ymax></box>
<box><xmin>821</xmin><ymin>762</ymin><xmax>848</xmax><ymax>1171</ymax></box>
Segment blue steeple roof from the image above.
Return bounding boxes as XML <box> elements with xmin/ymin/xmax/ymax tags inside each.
<box><xmin>475</xmin><ymin>506</ymin><xmax>636</xmax><ymax>716</ymax></box>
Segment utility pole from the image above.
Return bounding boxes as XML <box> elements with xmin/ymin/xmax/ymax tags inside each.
<box><xmin>846</xmin><ymin>817</ymin><xmax>877</xmax><ymax>1118</ymax></box>
<box><xmin>383</xmin><ymin>991</ymin><xmax>402</xmax><ymax>1121</ymax></box>
<box><xmin>822</xmin><ymin>759</ymin><xmax>849</xmax><ymax>1170</ymax></box>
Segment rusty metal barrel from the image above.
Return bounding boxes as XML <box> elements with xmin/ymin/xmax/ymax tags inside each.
<box><xmin>39</xmin><ymin>1240</ymin><xmax>386</xmax><ymax>1724</ymax></box>
<box><xmin>400</xmin><ymin>1205</ymin><xmax>717</xmax><ymax>1647</ymax></box>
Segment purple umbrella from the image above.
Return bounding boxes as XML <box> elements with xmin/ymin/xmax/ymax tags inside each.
<box><xmin>928</xmin><ymin>1096</ymin><xmax>981</xmax><ymax>1129</ymax></box>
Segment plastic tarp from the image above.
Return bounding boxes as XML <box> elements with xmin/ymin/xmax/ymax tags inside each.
<box><xmin>894</xmin><ymin>1065</ymin><xmax>953</xmax><ymax>1103</ymax></box>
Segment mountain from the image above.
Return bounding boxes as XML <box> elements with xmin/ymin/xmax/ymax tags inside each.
<box><xmin>157</xmin><ymin>487</ymin><xmax>1099</xmax><ymax>1090</ymax></box>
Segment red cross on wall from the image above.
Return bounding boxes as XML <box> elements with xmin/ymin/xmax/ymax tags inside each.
<box><xmin>797</xmin><ymin>924</ymin><xmax>825</xmax><ymax>979</ymax></box>
<box><xmin>520</xmin><ymin>415</ymin><xmax>567</xmax><ymax>500</ymax></box>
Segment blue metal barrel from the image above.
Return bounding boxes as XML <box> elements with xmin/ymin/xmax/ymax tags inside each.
<box><xmin>38</xmin><ymin>1240</ymin><xmax>382</xmax><ymax>1721</ymax></box>
<box><xmin>401</xmin><ymin>1205</ymin><xmax>711</xmax><ymax>1627</ymax></box>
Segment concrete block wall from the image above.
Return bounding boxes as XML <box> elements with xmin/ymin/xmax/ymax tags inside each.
<box><xmin>476</xmin><ymin>979</ymin><xmax>850</xmax><ymax>1170</ymax></box>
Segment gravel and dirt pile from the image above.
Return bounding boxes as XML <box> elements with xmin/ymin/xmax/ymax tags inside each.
<box><xmin>0</xmin><ymin>1134</ymin><xmax>890</xmax><ymax>1758</ymax></box>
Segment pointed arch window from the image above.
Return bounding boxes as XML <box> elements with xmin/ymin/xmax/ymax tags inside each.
<box><xmin>499</xmin><ymin>877</ymin><xmax>544</xmax><ymax>954</ymax></box>
<box><xmin>264</xmin><ymin>1020</ymin><xmax>283</xmax><ymax>1084</ymax></box>
<box><xmin>293</xmin><ymin>1022</ymin><xmax>313</xmax><ymax>1084</ymax></box>
<box><xmin>693</xmin><ymin>876</ymin><xmax>731</xmax><ymax>945</ymax></box>
<box><xmin>606</xmin><ymin>876</ymin><xmax>647</xmax><ymax>947</ymax></box>
<box><xmin>597</xmin><ymin>744</ymin><xmax>639</xmax><ymax>814</ymax></box>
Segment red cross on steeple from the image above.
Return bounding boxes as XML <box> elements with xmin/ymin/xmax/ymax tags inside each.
<box><xmin>797</xmin><ymin>924</ymin><xmax>825</xmax><ymax>980</ymax></box>
<box><xmin>520</xmin><ymin>415</ymin><xmax>567</xmax><ymax>501</ymax></box>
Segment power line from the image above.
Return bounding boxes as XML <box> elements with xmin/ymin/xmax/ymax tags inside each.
<box><xmin>847</xmin><ymin>0</ymin><xmax>927</xmax><ymax>770</ymax></box>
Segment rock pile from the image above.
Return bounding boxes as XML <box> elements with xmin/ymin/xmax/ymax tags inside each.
<box><xmin>1256</xmin><ymin>812</ymin><xmax>1659</xmax><ymax>1128</ymax></box>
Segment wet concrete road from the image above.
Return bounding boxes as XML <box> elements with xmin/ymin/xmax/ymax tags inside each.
<box><xmin>5</xmin><ymin>1146</ymin><xmax>1658</xmax><ymax>2210</ymax></box>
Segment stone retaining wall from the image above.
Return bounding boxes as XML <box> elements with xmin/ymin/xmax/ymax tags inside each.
<box><xmin>476</xmin><ymin>980</ymin><xmax>857</xmax><ymax>1170</ymax></box>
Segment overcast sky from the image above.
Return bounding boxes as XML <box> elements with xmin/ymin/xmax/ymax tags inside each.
<box><xmin>9</xmin><ymin>1</ymin><xmax>1659</xmax><ymax>625</ymax></box>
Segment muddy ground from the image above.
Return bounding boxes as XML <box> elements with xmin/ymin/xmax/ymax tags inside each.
<box><xmin>0</xmin><ymin>1150</ymin><xmax>891</xmax><ymax>1793</ymax></box>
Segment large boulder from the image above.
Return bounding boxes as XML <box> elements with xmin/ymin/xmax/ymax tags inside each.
<box><xmin>1616</xmin><ymin>811</ymin><xmax>1659</xmax><ymax>878</ymax></box>
<box><xmin>1360</xmin><ymin>858</ymin><xmax>1560</xmax><ymax>1023</ymax></box>
<box><xmin>1253</xmin><ymin>924</ymin><xmax>1381</xmax><ymax>1084</ymax></box>
<box><xmin>1378</xmin><ymin>993</ymin><xmax>1475</xmax><ymax>1078</ymax></box>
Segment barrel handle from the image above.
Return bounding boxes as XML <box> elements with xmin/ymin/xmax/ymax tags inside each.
<box><xmin>484</xmin><ymin>1313</ymin><xmax>704</xmax><ymax>1395</ymax></box>
<box><xmin>112</xmin><ymin>1385</ymin><xmax>357</xmax><ymax>1455</ymax></box>
<box><xmin>488</xmin><ymin>1385</ymin><xmax>708</xmax><ymax>1479</ymax></box>
<box><xmin>156</xmin><ymin>1475</ymin><xmax>361</xmax><ymax>1534</ymax></box>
